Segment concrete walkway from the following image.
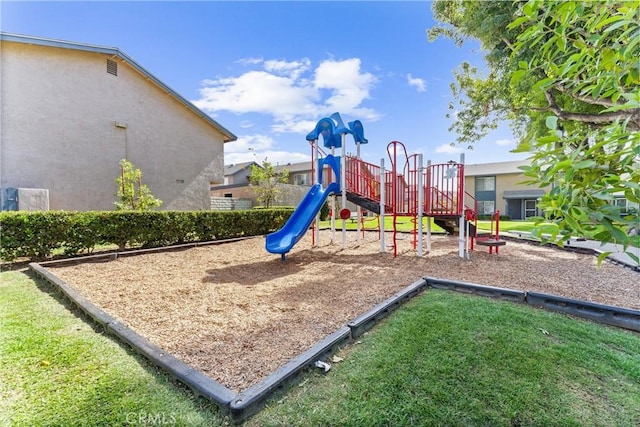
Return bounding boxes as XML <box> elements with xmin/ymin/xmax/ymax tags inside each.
<box><xmin>502</xmin><ymin>231</ymin><xmax>640</xmax><ymax>271</ymax></box>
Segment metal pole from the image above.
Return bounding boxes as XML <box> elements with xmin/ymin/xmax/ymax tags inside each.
<box><xmin>417</xmin><ymin>154</ymin><xmax>423</xmax><ymax>257</ymax></box>
<box><xmin>341</xmin><ymin>134</ymin><xmax>347</xmax><ymax>249</ymax></box>
<box><xmin>313</xmin><ymin>139</ymin><xmax>319</xmax><ymax>247</ymax></box>
<box><xmin>459</xmin><ymin>152</ymin><xmax>465</xmax><ymax>258</ymax></box>
<box><xmin>356</xmin><ymin>143</ymin><xmax>361</xmax><ymax>243</ymax></box>
<box><xmin>426</xmin><ymin>160</ymin><xmax>431</xmax><ymax>253</ymax></box>
<box><xmin>380</xmin><ymin>158</ymin><xmax>385</xmax><ymax>253</ymax></box>
<box><xmin>331</xmin><ymin>146</ymin><xmax>336</xmax><ymax>244</ymax></box>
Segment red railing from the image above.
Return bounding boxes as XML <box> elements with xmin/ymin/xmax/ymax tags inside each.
<box><xmin>424</xmin><ymin>162</ymin><xmax>465</xmax><ymax>216</ymax></box>
<box><xmin>345</xmin><ymin>156</ymin><xmax>386</xmax><ymax>202</ymax></box>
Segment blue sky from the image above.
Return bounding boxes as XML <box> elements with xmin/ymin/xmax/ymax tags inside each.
<box><xmin>2</xmin><ymin>1</ymin><xmax>528</xmax><ymax>167</ymax></box>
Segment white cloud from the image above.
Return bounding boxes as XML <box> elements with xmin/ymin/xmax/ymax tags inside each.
<box><xmin>406</xmin><ymin>74</ymin><xmax>426</xmax><ymax>92</ymax></box>
<box><xmin>314</xmin><ymin>58</ymin><xmax>379</xmax><ymax>120</ymax></box>
<box><xmin>224</xmin><ymin>133</ymin><xmax>312</xmax><ymax>167</ymax></box>
<box><xmin>495</xmin><ymin>138</ymin><xmax>514</xmax><ymax>147</ymax></box>
<box><xmin>192</xmin><ymin>57</ymin><xmax>380</xmax><ymax>135</ymax></box>
<box><xmin>435</xmin><ymin>143</ymin><xmax>463</xmax><ymax>154</ymax></box>
<box><xmin>270</xmin><ymin>118</ymin><xmax>319</xmax><ymax>135</ymax></box>
<box><xmin>264</xmin><ymin>58</ymin><xmax>311</xmax><ymax>80</ymax></box>
<box><xmin>195</xmin><ymin>71</ymin><xmax>319</xmax><ymax>117</ymax></box>
<box><xmin>224</xmin><ymin>134</ymin><xmax>275</xmax><ymax>154</ymax></box>
<box><xmin>236</xmin><ymin>57</ymin><xmax>263</xmax><ymax>66</ymax></box>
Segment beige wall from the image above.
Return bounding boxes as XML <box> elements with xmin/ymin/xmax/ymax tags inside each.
<box><xmin>1</xmin><ymin>41</ymin><xmax>226</xmax><ymax>211</ymax></box>
<box><xmin>211</xmin><ymin>185</ymin><xmax>257</xmax><ymax>201</ymax></box>
<box><xmin>465</xmin><ymin>172</ymin><xmax>549</xmax><ymax>214</ymax></box>
<box><xmin>211</xmin><ymin>183</ymin><xmax>312</xmax><ymax>208</ymax></box>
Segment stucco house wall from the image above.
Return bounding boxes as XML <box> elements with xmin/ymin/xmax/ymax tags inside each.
<box><xmin>210</xmin><ymin>184</ymin><xmax>257</xmax><ymax>201</ymax></box>
<box><xmin>464</xmin><ymin>160</ymin><xmax>549</xmax><ymax>219</ymax></box>
<box><xmin>0</xmin><ymin>33</ymin><xmax>236</xmax><ymax>211</ymax></box>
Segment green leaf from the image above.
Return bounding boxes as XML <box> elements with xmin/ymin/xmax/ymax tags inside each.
<box><xmin>571</xmin><ymin>160</ymin><xmax>597</xmax><ymax>169</ymax></box>
<box><xmin>603</xmin><ymin>19</ymin><xmax>632</xmax><ymax>33</ymax></box>
<box><xmin>507</xmin><ymin>15</ymin><xmax>531</xmax><ymax>29</ymax></box>
<box><xmin>511</xmin><ymin>69</ymin><xmax>528</xmax><ymax>85</ymax></box>
<box><xmin>545</xmin><ymin>116</ymin><xmax>558</xmax><ymax>130</ymax></box>
<box><xmin>596</xmin><ymin>251</ymin><xmax>612</xmax><ymax>266</ymax></box>
<box><xmin>532</xmin><ymin>77</ymin><xmax>556</xmax><ymax>91</ymax></box>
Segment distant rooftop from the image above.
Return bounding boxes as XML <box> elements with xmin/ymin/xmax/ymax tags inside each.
<box><xmin>464</xmin><ymin>160</ymin><xmax>529</xmax><ymax>176</ymax></box>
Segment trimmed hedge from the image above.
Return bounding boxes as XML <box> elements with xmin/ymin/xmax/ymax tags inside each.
<box><xmin>477</xmin><ymin>214</ymin><xmax>512</xmax><ymax>221</ymax></box>
<box><xmin>0</xmin><ymin>209</ymin><xmax>293</xmax><ymax>262</ymax></box>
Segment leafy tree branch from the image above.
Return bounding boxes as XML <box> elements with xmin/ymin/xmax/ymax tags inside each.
<box><xmin>430</xmin><ymin>0</ymin><xmax>639</xmax><ymax>261</ymax></box>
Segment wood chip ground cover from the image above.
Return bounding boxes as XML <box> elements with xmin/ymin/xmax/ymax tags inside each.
<box><xmin>48</xmin><ymin>231</ymin><xmax>640</xmax><ymax>392</ymax></box>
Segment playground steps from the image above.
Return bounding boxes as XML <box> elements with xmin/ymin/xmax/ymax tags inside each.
<box><xmin>433</xmin><ymin>217</ymin><xmax>456</xmax><ymax>234</ymax></box>
<box><xmin>434</xmin><ymin>216</ymin><xmax>476</xmax><ymax>236</ymax></box>
<box><xmin>346</xmin><ymin>191</ymin><xmax>391</xmax><ymax>215</ymax></box>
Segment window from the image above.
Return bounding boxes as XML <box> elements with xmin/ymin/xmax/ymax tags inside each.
<box><xmin>223</xmin><ymin>176</ymin><xmax>230</xmax><ymax>185</ymax></box>
<box><xmin>478</xmin><ymin>200</ymin><xmax>495</xmax><ymax>215</ymax></box>
<box><xmin>107</xmin><ymin>58</ymin><xmax>118</xmax><ymax>76</ymax></box>
<box><xmin>524</xmin><ymin>199</ymin><xmax>537</xmax><ymax>218</ymax></box>
<box><xmin>614</xmin><ymin>197</ymin><xmax>628</xmax><ymax>214</ymax></box>
<box><xmin>475</xmin><ymin>176</ymin><xmax>495</xmax><ymax>191</ymax></box>
<box><xmin>293</xmin><ymin>173</ymin><xmax>309</xmax><ymax>186</ymax></box>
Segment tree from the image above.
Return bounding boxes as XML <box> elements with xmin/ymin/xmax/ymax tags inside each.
<box><xmin>429</xmin><ymin>0</ymin><xmax>639</xmax><ymax>262</ymax></box>
<box><xmin>249</xmin><ymin>159</ymin><xmax>289</xmax><ymax>208</ymax></box>
<box><xmin>115</xmin><ymin>159</ymin><xmax>163</xmax><ymax>211</ymax></box>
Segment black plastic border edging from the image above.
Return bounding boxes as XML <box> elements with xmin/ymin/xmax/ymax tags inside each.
<box><xmin>230</xmin><ymin>327</ymin><xmax>352</xmax><ymax>422</ymax></box>
<box><xmin>27</xmin><ymin>250</ymin><xmax>640</xmax><ymax>423</ymax></box>
<box><xmin>424</xmin><ymin>277</ymin><xmax>526</xmax><ymax>303</ymax></box>
<box><xmin>423</xmin><ymin>276</ymin><xmax>640</xmax><ymax>332</ymax></box>
<box><xmin>348</xmin><ymin>279</ymin><xmax>429</xmax><ymax>338</ymax></box>
<box><xmin>28</xmin><ymin>256</ymin><xmax>431</xmax><ymax>424</ymax></box>
<box><xmin>28</xmin><ymin>262</ymin><xmax>236</xmax><ymax>410</ymax></box>
<box><xmin>35</xmin><ymin>236</ymin><xmax>254</xmax><ymax>268</ymax></box>
<box><xmin>526</xmin><ymin>292</ymin><xmax>640</xmax><ymax>332</ymax></box>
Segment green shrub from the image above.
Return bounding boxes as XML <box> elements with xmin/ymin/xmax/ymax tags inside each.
<box><xmin>0</xmin><ymin>209</ymin><xmax>293</xmax><ymax>262</ymax></box>
<box><xmin>320</xmin><ymin>201</ymin><xmax>330</xmax><ymax>221</ymax></box>
<box><xmin>477</xmin><ymin>213</ymin><xmax>511</xmax><ymax>221</ymax></box>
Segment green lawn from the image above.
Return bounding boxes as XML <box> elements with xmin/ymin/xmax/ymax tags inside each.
<box><xmin>250</xmin><ymin>291</ymin><xmax>640</xmax><ymax>426</ymax></box>
<box><xmin>320</xmin><ymin>216</ymin><xmax>543</xmax><ymax>234</ymax></box>
<box><xmin>0</xmin><ymin>270</ymin><xmax>227</xmax><ymax>426</ymax></box>
<box><xmin>2</xmin><ymin>269</ymin><xmax>639</xmax><ymax>426</ymax></box>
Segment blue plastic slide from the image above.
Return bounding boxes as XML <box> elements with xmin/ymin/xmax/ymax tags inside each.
<box><xmin>266</xmin><ymin>181</ymin><xmax>340</xmax><ymax>259</ymax></box>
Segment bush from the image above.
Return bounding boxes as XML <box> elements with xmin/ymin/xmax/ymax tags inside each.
<box><xmin>476</xmin><ymin>214</ymin><xmax>511</xmax><ymax>221</ymax></box>
<box><xmin>0</xmin><ymin>209</ymin><xmax>293</xmax><ymax>262</ymax></box>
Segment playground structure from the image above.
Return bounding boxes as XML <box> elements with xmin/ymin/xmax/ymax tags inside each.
<box><xmin>266</xmin><ymin>112</ymin><xmax>506</xmax><ymax>259</ymax></box>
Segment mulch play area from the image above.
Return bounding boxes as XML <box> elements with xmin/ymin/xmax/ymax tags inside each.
<box><xmin>46</xmin><ymin>230</ymin><xmax>640</xmax><ymax>392</ymax></box>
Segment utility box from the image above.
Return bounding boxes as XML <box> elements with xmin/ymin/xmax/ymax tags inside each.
<box><xmin>1</xmin><ymin>188</ymin><xmax>49</xmax><ymax>211</ymax></box>
<box><xmin>1</xmin><ymin>188</ymin><xmax>18</xmax><ymax>211</ymax></box>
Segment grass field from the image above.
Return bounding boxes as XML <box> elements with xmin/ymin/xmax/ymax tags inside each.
<box><xmin>0</xmin><ymin>270</ymin><xmax>226</xmax><ymax>426</ymax></box>
<box><xmin>320</xmin><ymin>216</ymin><xmax>541</xmax><ymax>234</ymax></box>
<box><xmin>2</xmin><ymin>266</ymin><xmax>639</xmax><ymax>426</ymax></box>
<box><xmin>250</xmin><ymin>291</ymin><xmax>640</xmax><ymax>426</ymax></box>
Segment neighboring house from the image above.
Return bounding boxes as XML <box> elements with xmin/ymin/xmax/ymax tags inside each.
<box><xmin>274</xmin><ymin>162</ymin><xmax>313</xmax><ymax>186</ymax></box>
<box><xmin>222</xmin><ymin>161</ymin><xmax>258</xmax><ymax>186</ymax></box>
<box><xmin>211</xmin><ymin>158</ymin><xmax>551</xmax><ymax>219</ymax></box>
<box><xmin>0</xmin><ymin>32</ymin><xmax>236</xmax><ymax>211</ymax></box>
<box><xmin>211</xmin><ymin>161</ymin><xmax>326</xmax><ymax>209</ymax></box>
<box><xmin>464</xmin><ymin>160</ymin><xmax>548</xmax><ymax>220</ymax></box>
